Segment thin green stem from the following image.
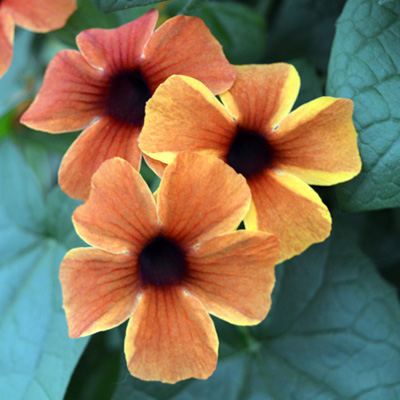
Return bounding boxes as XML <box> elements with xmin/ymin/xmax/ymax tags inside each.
<box><xmin>237</xmin><ymin>326</ymin><xmax>262</xmax><ymax>353</ymax></box>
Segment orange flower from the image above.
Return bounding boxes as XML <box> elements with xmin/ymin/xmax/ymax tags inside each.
<box><xmin>0</xmin><ymin>0</ymin><xmax>76</xmax><ymax>77</ymax></box>
<box><xmin>60</xmin><ymin>152</ymin><xmax>279</xmax><ymax>383</ymax></box>
<box><xmin>20</xmin><ymin>9</ymin><xmax>235</xmax><ymax>201</ymax></box>
<box><xmin>139</xmin><ymin>64</ymin><xmax>362</xmax><ymax>262</ymax></box>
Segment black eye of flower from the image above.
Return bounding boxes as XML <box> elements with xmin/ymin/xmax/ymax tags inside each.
<box><xmin>139</xmin><ymin>235</ymin><xmax>187</xmax><ymax>287</ymax></box>
<box><xmin>227</xmin><ymin>128</ymin><xmax>274</xmax><ymax>178</ymax></box>
<box><xmin>106</xmin><ymin>70</ymin><xmax>151</xmax><ymax>126</ymax></box>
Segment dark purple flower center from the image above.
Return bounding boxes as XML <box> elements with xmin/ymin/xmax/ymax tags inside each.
<box><xmin>139</xmin><ymin>235</ymin><xmax>187</xmax><ymax>287</ymax></box>
<box><xmin>106</xmin><ymin>70</ymin><xmax>151</xmax><ymax>126</ymax></box>
<box><xmin>227</xmin><ymin>128</ymin><xmax>274</xmax><ymax>178</ymax></box>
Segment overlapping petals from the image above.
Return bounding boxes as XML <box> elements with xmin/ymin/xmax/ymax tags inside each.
<box><xmin>60</xmin><ymin>152</ymin><xmax>279</xmax><ymax>383</ymax></box>
<box><xmin>139</xmin><ymin>64</ymin><xmax>362</xmax><ymax>261</ymax></box>
<box><xmin>72</xmin><ymin>150</ymin><xmax>159</xmax><ymax>253</ymax></box>
<box><xmin>220</xmin><ymin>64</ymin><xmax>300</xmax><ymax>132</ymax></box>
<box><xmin>0</xmin><ymin>0</ymin><xmax>76</xmax><ymax>77</ymax></box>
<box><xmin>157</xmin><ymin>148</ymin><xmax>251</xmax><ymax>248</ymax></box>
<box><xmin>20</xmin><ymin>9</ymin><xmax>235</xmax><ymax>201</ymax></box>
<box><xmin>58</xmin><ymin>117</ymin><xmax>143</xmax><ymax>201</ymax></box>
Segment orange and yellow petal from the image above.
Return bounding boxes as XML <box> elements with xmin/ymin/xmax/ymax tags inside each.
<box><xmin>141</xmin><ymin>15</ymin><xmax>235</xmax><ymax>95</ymax></box>
<box><xmin>270</xmin><ymin>97</ymin><xmax>362</xmax><ymax>185</ymax></box>
<box><xmin>246</xmin><ymin>169</ymin><xmax>331</xmax><ymax>262</ymax></box>
<box><xmin>220</xmin><ymin>64</ymin><xmax>300</xmax><ymax>132</ymax></box>
<box><xmin>158</xmin><ymin>152</ymin><xmax>251</xmax><ymax>247</ymax></box>
<box><xmin>124</xmin><ymin>286</ymin><xmax>218</xmax><ymax>383</ymax></box>
<box><xmin>0</xmin><ymin>12</ymin><xmax>14</xmax><ymax>78</ymax></box>
<box><xmin>20</xmin><ymin>50</ymin><xmax>107</xmax><ymax>133</ymax></box>
<box><xmin>73</xmin><ymin>158</ymin><xmax>159</xmax><ymax>253</ymax></box>
<box><xmin>2</xmin><ymin>0</ymin><xmax>76</xmax><ymax>32</ymax></box>
<box><xmin>140</xmin><ymin>75</ymin><xmax>236</xmax><ymax>164</ymax></box>
<box><xmin>185</xmin><ymin>231</ymin><xmax>279</xmax><ymax>325</ymax></box>
<box><xmin>60</xmin><ymin>247</ymin><xmax>140</xmax><ymax>338</ymax></box>
<box><xmin>76</xmin><ymin>9</ymin><xmax>158</xmax><ymax>74</ymax></box>
<box><xmin>59</xmin><ymin>117</ymin><xmax>142</xmax><ymax>202</ymax></box>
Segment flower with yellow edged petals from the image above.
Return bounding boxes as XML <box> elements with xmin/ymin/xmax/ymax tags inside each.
<box><xmin>139</xmin><ymin>64</ymin><xmax>362</xmax><ymax>262</ymax></box>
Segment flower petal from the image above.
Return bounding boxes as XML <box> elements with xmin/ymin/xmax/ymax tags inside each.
<box><xmin>220</xmin><ymin>64</ymin><xmax>300</xmax><ymax>132</ymax></box>
<box><xmin>271</xmin><ymin>97</ymin><xmax>362</xmax><ymax>185</ymax></box>
<box><xmin>73</xmin><ymin>158</ymin><xmax>159</xmax><ymax>253</ymax></box>
<box><xmin>20</xmin><ymin>49</ymin><xmax>107</xmax><ymax>132</ymax></box>
<box><xmin>125</xmin><ymin>286</ymin><xmax>218</xmax><ymax>383</ymax></box>
<box><xmin>142</xmin><ymin>15</ymin><xmax>235</xmax><ymax>95</ymax></box>
<box><xmin>59</xmin><ymin>117</ymin><xmax>142</xmax><ymax>201</ymax></box>
<box><xmin>76</xmin><ymin>9</ymin><xmax>158</xmax><ymax>73</ymax></box>
<box><xmin>0</xmin><ymin>12</ymin><xmax>14</xmax><ymax>78</ymax></box>
<box><xmin>60</xmin><ymin>247</ymin><xmax>140</xmax><ymax>338</ymax></box>
<box><xmin>185</xmin><ymin>231</ymin><xmax>279</xmax><ymax>325</ymax></box>
<box><xmin>158</xmin><ymin>152</ymin><xmax>251</xmax><ymax>247</ymax></box>
<box><xmin>140</xmin><ymin>75</ymin><xmax>236</xmax><ymax>164</ymax></box>
<box><xmin>246</xmin><ymin>169</ymin><xmax>332</xmax><ymax>262</ymax></box>
<box><xmin>2</xmin><ymin>0</ymin><xmax>76</xmax><ymax>32</ymax></box>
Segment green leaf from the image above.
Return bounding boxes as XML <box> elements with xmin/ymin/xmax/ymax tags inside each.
<box><xmin>190</xmin><ymin>2</ymin><xmax>267</xmax><ymax>64</ymax></box>
<box><xmin>111</xmin><ymin>220</ymin><xmax>400</xmax><ymax>399</ymax></box>
<box><xmin>0</xmin><ymin>139</ymin><xmax>88</xmax><ymax>400</ymax></box>
<box><xmin>265</xmin><ymin>0</ymin><xmax>346</xmax><ymax>72</ymax></box>
<box><xmin>92</xmin><ymin>0</ymin><xmax>164</xmax><ymax>13</ymax></box>
<box><xmin>327</xmin><ymin>0</ymin><xmax>400</xmax><ymax>211</ymax></box>
<box><xmin>20</xmin><ymin>142</ymin><xmax>59</xmax><ymax>195</ymax></box>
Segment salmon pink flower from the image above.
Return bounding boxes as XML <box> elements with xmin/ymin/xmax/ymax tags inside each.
<box><xmin>20</xmin><ymin>9</ymin><xmax>235</xmax><ymax>201</ymax></box>
<box><xmin>139</xmin><ymin>64</ymin><xmax>362</xmax><ymax>262</ymax></box>
<box><xmin>0</xmin><ymin>0</ymin><xmax>76</xmax><ymax>77</ymax></box>
<box><xmin>60</xmin><ymin>152</ymin><xmax>279</xmax><ymax>383</ymax></box>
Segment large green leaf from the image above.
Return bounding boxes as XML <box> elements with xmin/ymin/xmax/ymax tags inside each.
<box><xmin>92</xmin><ymin>0</ymin><xmax>164</xmax><ymax>13</ymax></box>
<box><xmin>111</xmin><ymin>220</ymin><xmax>400</xmax><ymax>399</ymax></box>
<box><xmin>327</xmin><ymin>0</ymin><xmax>400</xmax><ymax>211</ymax></box>
<box><xmin>0</xmin><ymin>139</ymin><xmax>88</xmax><ymax>400</ymax></box>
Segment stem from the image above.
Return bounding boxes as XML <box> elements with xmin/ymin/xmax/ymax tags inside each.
<box><xmin>237</xmin><ymin>326</ymin><xmax>261</xmax><ymax>353</ymax></box>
